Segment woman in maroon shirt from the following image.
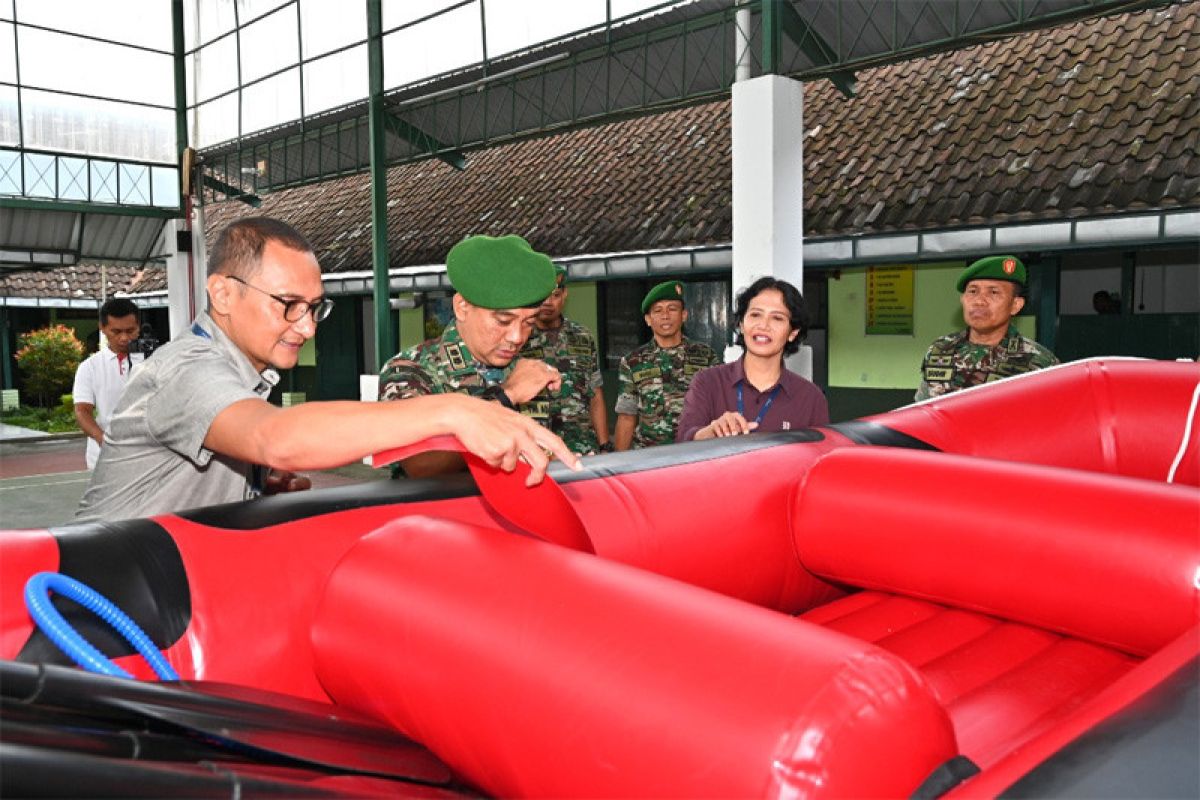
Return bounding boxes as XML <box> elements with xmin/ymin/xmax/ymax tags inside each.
<box><xmin>676</xmin><ymin>277</ymin><xmax>829</xmax><ymax>441</ymax></box>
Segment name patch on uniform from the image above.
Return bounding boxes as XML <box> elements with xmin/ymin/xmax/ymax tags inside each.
<box><xmin>924</xmin><ymin>367</ymin><xmax>953</xmax><ymax>381</ymax></box>
<box><xmin>632</xmin><ymin>366</ymin><xmax>662</xmax><ymax>383</ymax></box>
<box><xmin>521</xmin><ymin>400</ymin><xmax>551</xmax><ymax>420</ymax></box>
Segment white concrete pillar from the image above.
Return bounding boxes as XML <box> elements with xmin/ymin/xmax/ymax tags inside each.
<box><xmin>732</xmin><ymin>73</ymin><xmax>804</xmax><ymax>291</ymax></box>
<box><xmin>731</xmin><ymin>73</ymin><xmax>811</xmax><ymax>377</ymax></box>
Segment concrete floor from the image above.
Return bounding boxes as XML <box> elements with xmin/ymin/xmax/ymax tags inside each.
<box><xmin>0</xmin><ymin>435</ymin><xmax>387</xmax><ymax>530</ymax></box>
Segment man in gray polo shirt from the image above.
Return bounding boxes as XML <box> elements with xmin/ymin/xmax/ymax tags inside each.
<box><xmin>76</xmin><ymin>217</ymin><xmax>578</xmax><ymax>522</ymax></box>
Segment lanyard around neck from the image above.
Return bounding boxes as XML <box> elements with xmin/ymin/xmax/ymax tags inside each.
<box><xmin>737</xmin><ymin>382</ymin><xmax>783</xmax><ymax>426</ymax></box>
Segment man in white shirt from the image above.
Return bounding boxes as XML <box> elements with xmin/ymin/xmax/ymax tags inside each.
<box><xmin>73</xmin><ymin>298</ymin><xmax>140</xmax><ymax>469</ymax></box>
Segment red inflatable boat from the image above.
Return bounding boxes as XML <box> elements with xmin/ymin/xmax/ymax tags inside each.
<box><xmin>2</xmin><ymin>358</ymin><xmax>1197</xmax><ymax>798</ymax></box>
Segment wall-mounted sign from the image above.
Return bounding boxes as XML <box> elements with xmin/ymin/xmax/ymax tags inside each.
<box><xmin>866</xmin><ymin>265</ymin><xmax>914</xmax><ymax>335</ymax></box>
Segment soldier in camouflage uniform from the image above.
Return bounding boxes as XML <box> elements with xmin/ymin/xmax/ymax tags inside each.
<box><xmin>614</xmin><ymin>280</ymin><xmax>720</xmax><ymax>449</ymax></box>
<box><xmin>916</xmin><ymin>255</ymin><xmax>1059</xmax><ymax>401</ymax></box>
<box><xmin>520</xmin><ymin>266</ymin><xmax>612</xmax><ymax>455</ymax></box>
<box><xmin>379</xmin><ymin>234</ymin><xmax>566</xmax><ymax>477</ymax></box>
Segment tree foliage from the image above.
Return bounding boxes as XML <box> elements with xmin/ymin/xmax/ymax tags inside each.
<box><xmin>15</xmin><ymin>324</ymin><xmax>84</xmax><ymax>406</ymax></box>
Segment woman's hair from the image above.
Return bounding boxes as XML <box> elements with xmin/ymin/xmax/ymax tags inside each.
<box><xmin>733</xmin><ymin>276</ymin><xmax>809</xmax><ymax>357</ymax></box>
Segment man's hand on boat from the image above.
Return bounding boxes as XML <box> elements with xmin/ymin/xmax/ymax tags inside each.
<box><xmin>204</xmin><ymin>393</ymin><xmax>580</xmax><ymax>490</ymax></box>
<box><xmin>452</xmin><ymin>394</ymin><xmax>581</xmax><ymax>485</ymax></box>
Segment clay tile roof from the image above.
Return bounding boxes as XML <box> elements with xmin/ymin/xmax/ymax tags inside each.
<box><xmin>8</xmin><ymin>2</ymin><xmax>1197</xmax><ymax>298</ymax></box>
<box><xmin>0</xmin><ymin>262</ymin><xmax>149</xmax><ymax>300</ymax></box>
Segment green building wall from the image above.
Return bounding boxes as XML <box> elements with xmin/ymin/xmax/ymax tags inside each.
<box><xmin>562</xmin><ymin>283</ymin><xmax>599</xmax><ymax>337</ymax></box>
<box><xmin>399</xmin><ymin>305</ymin><xmax>424</xmax><ymax>351</ymax></box>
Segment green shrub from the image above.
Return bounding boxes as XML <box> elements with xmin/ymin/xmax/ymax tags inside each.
<box><xmin>0</xmin><ymin>403</ymin><xmax>79</xmax><ymax>433</ymax></box>
<box><xmin>15</xmin><ymin>325</ymin><xmax>83</xmax><ymax>406</ymax></box>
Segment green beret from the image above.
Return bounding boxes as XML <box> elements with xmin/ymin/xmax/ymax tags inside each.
<box><xmin>641</xmin><ymin>280</ymin><xmax>686</xmax><ymax>314</ymax></box>
<box><xmin>553</xmin><ymin>264</ymin><xmax>567</xmax><ymax>286</ymax></box>
<box><xmin>957</xmin><ymin>255</ymin><xmax>1027</xmax><ymax>292</ymax></box>
<box><xmin>446</xmin><ymin>235</ymin><xmax>557</xmax><ymax>309</ymax></box>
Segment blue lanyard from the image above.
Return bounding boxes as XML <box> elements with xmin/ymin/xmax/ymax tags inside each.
<box><xmin>191</xmin><ymin>322</ymin><xmax>211</xmax><ymax>339</ymax></box>
<box><xmin>737</xmin><ymin>383</ymin><xmax>783</xmax><ymax>426</ymax></box>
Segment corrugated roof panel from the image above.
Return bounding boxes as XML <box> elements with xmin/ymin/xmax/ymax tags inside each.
<box><xmin>0</xmin><ymin>207</ymin><xmax>79</xmax><ymax>253</ymax></box>
<box><xmin>80</xmin><ymin>214</ymin><xmax>168</xmax><ymax>262</ymax></box>
<box><xmin>0</xmin><ymin>207</ymin><xmax>168</xmax><ymax>270</ymax></box>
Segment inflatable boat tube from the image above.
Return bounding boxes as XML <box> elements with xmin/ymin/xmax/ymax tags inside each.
<box><xmin>313</xmin><ymin>516</ymin><xmax>958</xmax><ymax>799</ymax></box>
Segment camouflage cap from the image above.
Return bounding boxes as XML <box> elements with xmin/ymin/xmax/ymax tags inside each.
<box><xmin>641</xmin><ymin>280</ymin><xmax>686</xmax><ymax>314</ymax></box>
<box><xmin>446</xmin><ymin>234</ymin><xmax>557</xmax><ymax>309</ymax></box>
<box><xmin>957</xmin><ymin>255</ymin><xmax>1027</xmax><ymax>292</ymax></box>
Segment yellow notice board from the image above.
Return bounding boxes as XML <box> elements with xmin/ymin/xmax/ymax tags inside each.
<box><xmin>866</xmin><ymin>265</ymin><xmax>915</xmax><ymax>335</ymax></box>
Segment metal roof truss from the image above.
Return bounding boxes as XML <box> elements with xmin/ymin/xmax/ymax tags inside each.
<box><xmin>198</xmin><ymin>0</ymin><xmax>1170</xmax><ymax>201</ymax></box>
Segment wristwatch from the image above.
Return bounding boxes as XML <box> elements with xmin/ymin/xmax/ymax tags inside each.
<box><xmin>483</xmin><ymin>385</ymin><xmax>516</xmax><ymax>410</ymax></box>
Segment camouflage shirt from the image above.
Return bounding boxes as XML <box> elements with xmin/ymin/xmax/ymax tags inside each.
<box><xmin>378</xmin><ymin>322</ymin><xmax>550</xmax><ymax>427</ymax></box>
<box><xmin>615</xmin><ymin>337</ymin><xmax>719</xmax><ymax>448</ymax></box>
<box><xmin>915</xmin><ymin>326</ymin><xmax>1059</xmax><ymax>401</ymax></box>
<box><xmin>521</xmin><ymin>318</ymin><xmax>603</xmax><ymax>455</ymax></box>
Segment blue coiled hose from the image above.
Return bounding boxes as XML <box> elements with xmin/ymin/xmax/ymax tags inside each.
<box><xmin>23</xmin><ymin>571</ymin><xmax>179</xmax><ymax>681</ymax></box>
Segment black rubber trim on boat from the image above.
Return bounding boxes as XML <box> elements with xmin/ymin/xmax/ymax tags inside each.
<box><xmin>827</xmin><ymin>420</ymin><xmax>940</xmax><ymax>450</ymax></box>
<box><xmin>16</xmin><ymin>519</ymin><xmax>191</xmax><ymax>666</ymax></box>
<box><xmin>0</xmin><ymin>661</ymin><xmax>457</xmax><ymax>787</ymax></box>
<box><xmin>177</xmin><ymin>470</ymin><xmax>483</xmax><ymax>530</ymax></box>
<box><xmin>177</xmin><ymin>429</ymin><xmax>830</xmax><ymax>530</ymax></box>
<box><xmin>574</xmin><ymin>428</ymin><xmax>828</xmax><ymax>480</ymax></box>
<box><xmin>1000</xmin><ymin>657</ymin><xmax>1199</xmax><ymax>799</ymax></box>
<box><xmin>910</xmin><ymin>755</ymin><xmax>981</xmax><ymax>799</ymax></box>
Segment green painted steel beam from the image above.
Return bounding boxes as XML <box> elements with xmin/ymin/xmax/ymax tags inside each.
<box><xmin>171</xmin><ymin>0</ymin><xmax>189</xmax><ymax>204</ymax></box>
<box><xmin>774</xmin><ymin>1</ymin><xmax>856</xmax><ymax>97</ymax></box>
<box><xmin>0</xmin><ymin>307</ymin><xmax>13</xmax><ymax>390</ymax></box>
<box><xmin>383</xmin><ymin>113</ymin><xmax>467</xmax><ymax>171</ymax></box>
<box><xmin>763</xmin><ymin>0</ymin><xmax>780</xmax><ymax>74</ymax></box>
<box><xmin>1037</xmin><ymin>255</ymin><xmax>1060</xmax><ymax>352</ymax></box>
<box><xmin>367</xmin><ymin>0</ymin><xmax>395</xmax><ymax>371</ymax></box>
<box><xmin>0</xmin><ymin>197</ymin><xmax>182</xmax><ymax>218</ymax></box>
<box><xmin>198</xmin><ymin>174</ymin><xmax>261</xmax><ymax>208</ymax></box>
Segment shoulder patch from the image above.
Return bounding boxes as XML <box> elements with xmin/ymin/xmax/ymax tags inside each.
<box><xmin>444</xmin><ymin>342</ymin><xmax>468</xmax><ymax>372</ymax></box>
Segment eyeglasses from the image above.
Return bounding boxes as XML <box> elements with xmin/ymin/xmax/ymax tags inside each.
<box><xmin>226</xmin><ymin>275</ymin><xmax>334</xmax><ymax>323</ymax></box>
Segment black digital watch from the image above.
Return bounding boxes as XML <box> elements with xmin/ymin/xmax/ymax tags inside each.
<box><xmin>484</xmin><ymin>385</ymin><xmax>516</xmax><ymax>410</ymax></box>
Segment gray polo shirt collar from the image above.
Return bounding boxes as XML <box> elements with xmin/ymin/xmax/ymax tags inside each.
<box><xmin>189</xmin><ymin>311</ymin><xmax>280</xmax><ymax>396</ymax></box>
